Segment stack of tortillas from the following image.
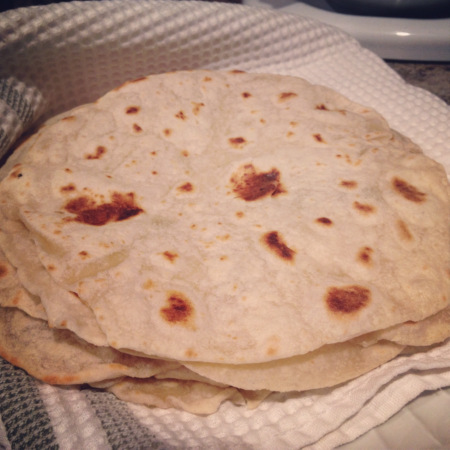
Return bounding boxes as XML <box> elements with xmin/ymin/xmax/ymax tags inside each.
<box><xmin>0</xmin><ymin>70</ymin><xmax>449</xmax><ymax>415</ymax></box>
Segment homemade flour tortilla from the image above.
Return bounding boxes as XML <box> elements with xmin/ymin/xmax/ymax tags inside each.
<box><xmin>0</xmin><ymin>70</ymin><xmax>448</xmax><ymax>364</ymax></box>
<box><xmin>0</xmin><ymin>70</ymin><xmax>448</xmax><ymax>413</ymax></box>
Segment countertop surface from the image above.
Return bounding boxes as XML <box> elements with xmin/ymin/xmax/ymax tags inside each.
<box><xmin>387</xmin><ymin>61</ymin><xmax>450</xmax><ymax>104</ymax></box>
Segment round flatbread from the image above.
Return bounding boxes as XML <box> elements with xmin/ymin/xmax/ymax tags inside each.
<box><xmin>0</xmin><ymin>70</ymin><xmax>448</xmax><ymax>365</ymax></box>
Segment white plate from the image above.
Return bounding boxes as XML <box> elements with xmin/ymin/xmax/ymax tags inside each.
<box><xmin>244</xmin><ymin>0</ymin><xmax>450</xmax><ymax>61</ymax></box>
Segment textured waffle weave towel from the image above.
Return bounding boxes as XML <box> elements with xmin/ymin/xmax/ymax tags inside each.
<box><xmin>0</xmin><ymin>1</ymin><xmax>449</xmax><ymax>449</ymax></box>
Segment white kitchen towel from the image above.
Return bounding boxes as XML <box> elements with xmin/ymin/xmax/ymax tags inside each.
<box><xmin>0</xmin><ymin>1</ymin><xmax>449</xmax><ymax>449</ymax></box>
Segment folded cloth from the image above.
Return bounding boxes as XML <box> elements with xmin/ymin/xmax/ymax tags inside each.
<box><xmin>0</xmin><ymin>1</ymin><xmax>449</xmax><ymax>449</ymax></box>
<box><xmin>0</xmin><ymin>78</ymin><xmax>43</xmax><ymax>159</ymax></box>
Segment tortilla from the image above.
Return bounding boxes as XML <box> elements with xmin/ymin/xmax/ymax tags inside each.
<box><xmin>0</xmin><ymin>70</ymin><xmax>448</xmax><ymax>413</ymax></box>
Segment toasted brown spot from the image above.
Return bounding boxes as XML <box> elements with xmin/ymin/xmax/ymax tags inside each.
<box><xmin>392</xmin><ymin>177</ymin><xmax>426</xmax><ymax>203</ymax></box>
<box><xmin>229</xmin><ymin>70</ymin><xmax>245</xmax><ymax>74</ymax></box>
<box><xmin>230</xmin><ymin>164</ymin><xmax>286</xmax><ymax>202</ymax></box>
<box><xmin>64</xmin><ymin>192</ymin><xmax>143</xmax><ymax>226</ymax></box>
<box><xmin>61</xmin><ymin>115</ymin><xmax>76</xmax><ymax>121</ymax></box>
<box><xmin>181</xmin><ymin>150</ymin><xmax>189</xmax><ymax>157</ymax></box>
<box><xmin>326</xmin><ymin>285</ymin><xmax>371</xmax><ymax>314</ymax></box>
<box><xmin>397</xmin><ymin>219</ymin><xmax>414</xmax><ymax>241</ymax></box>
<box><xmin>163</xmin><ymin>251</ymin><xmax>178</xmax><ymax>263</ymax></box>
<box><xmin>262</xmin><ymin>231</ymin><xmax>295</xmax><ymax>261</ymax></box>
<box><xmin>236</xmin><ymin>211</ymin><xmax>244</xmax><ymax>218</ymax></box>
<box><xmin>60</xmin><ymin>183</ymin><xmax>76</xmax><ymax>193</ymax></box>
<box><xmin>131</xmin><ymin>76</ymin><xmax>147</xmax><ymax>84</ymax></box>
<box><xmin>177</xmin><ymin>182</ymin><xmax>193</xmax><ymax>193</ymax></box>
<box><xmin>220</xmin><ymin>255</ymin><xmax>228</xmax><ymax>261</ymax></box>
<box><xmin>266</xmin><ymin>347</ymin><xmax>278</xmax><ymax>356</ymax></box>
<box><xmin>133</xmin><ymin>123</ymin><xmax>143</xmax><ymax>133</ymax></box>
<box><xmin>143</xmin><ymin>279</ymin><xmax>154</xmax><ymax>290</ymax></box>
<box><xmin>242</xmin><ymin>92</ymin><xmax>252</xmax><ymax>98</ymax></box>
<box><xmin>357</xmin><ymin>246</ymin><xmax>373</xmax><ymax>265</ymax></box>
<box><xmin>316</xmin><ymin>217</ymin><xmax>333</xmax><ymax>226</ymax></box>
<box><xmin>0</xmin><ymin>264</ymin><xmax>8</xmax><ymax>278</ymax></box>
<box><xmin>78</xmin><ymin>250</ymin><xmax>90</xmax><ymax>259</ymax></box>
<box><xmin>228</xmin><ymin>137</ymin><xmax>247</xmax><ymax>149</ymax></box>
<box><xmin>175</xmin><ymin>111</ymin><xmax>186</xmax><ymax>120</ymax></box>
<box><xmin>340</xmin><ymin>180</ymin><xmax>358</xmax><ymax>189</ymax></box>
<box><xmin>353</xmin><ymin>201</ymin><xmax>376</xmax><ymax>214</ymax></box>
<box><xmin>315</xmin><ymin>104</ymin><xmax>329</xmax><ymax>110</ymax></box>
<box><xmin>163</xmin><ymin>128</ymin><xmax>172</xmax><ymax>137</ymax></box>
<box><xmin>126</xmin><ymin>106</ymin><xmax>140</xmax><ymax>114</ymax></box>
<box><xmin>86</xmin><ymin>145</ymin><xmax>107</xmax><ymax>160</ymax></box>
<box><xmin>64</xmin><ymin>168</ymin><xmax>73</xmax><ymax>173</ymax></box>
<box><xmin>192</xmin><ymin>102</ymin><xmax>205</xmax><ymax>115</ymax></box>
<box><xmin>60</xmin><ymin>320</ymin><xmax>67</xmax><ymax>327</ymax></box>
<box><xmin>313</xmin><ymin>133</ymin><xmax>326</xmax><ymax>143</ymax></box>
<box><xmin>9</xmin><ymin>166</ymin><xmax>23</xmax><ymax>179</ymax></box>
<box><xmin>47</xmin><ymin>264</ymin><xmax>55</xmax><ymax>271</ymax></box>
<box><xmin>185</xmin><ymin>348</ymin><xmax>198</xmax><ymax>358</ymax></box>
<box><xmin>278</xmin><ymin>92</ymin><xmax>298</xmax><ymax>101</ymax></box>
<box><xmin>160</xmin><ymin>292</ymin><xmax>194</xmax><ymax>326</ymax></box>
<box><xmin>203</xmin><ymin>76</ymin><xmax>212</xmax><ymax>82</ymax></box>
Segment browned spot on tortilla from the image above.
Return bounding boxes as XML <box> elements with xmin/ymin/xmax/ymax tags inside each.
<box><xmin>316</xmin><ymin>217</ymin><xmax>333</xmax><ymax>226</ymax></box>
<box><xmin>175</xmin><ymin>111</ymin><xmax>186</xmax><ymax>120</ymax></box>
<box><xmin>163</xmin><ymin>251</ymin><xmax>178</xmax><ymax>263</ymax></box>
<box><xmin>78</xmin><ymin>251</ymin><xmax>90</xmax><ymax>259</ymax></box>
<box><xmin>203</xmin><ymin>76</ymin><xmax>212</xmax><ymax>82</ymax></box>
<box><xmin>42</xmin><ymin>374</ymin><xmax>79</xmax><ymax>385</ymax></box>
<box><xmin>0</xmin><ymin>264</ymin><xmax>8</xmax><ymax>278</ymax></box>
<box><xmin>266</xmin><ymin>346</ymin><xmax>278</xmax><ymax>356</ymax></box>
<box><xmin>86</xmin><ymin>145</ymin><xmax>107</xmax><ymax>160</ymax></box>
<box><xmin>229</xmin><ymin>69</ymin><xmax>245</xmax><ymax>74</ymax></box>
<box><xmin>163</xmin><ymin>128</ymin><xmax>172</xmax><ymax>137</ymax></box>
<box><xmin>326</xmin><ymin>285</ymin><xmax>371</xmax><ymax>315</ymax></box>
<box><xmin>192</xmin><ymin>102</ymin><xmax>205</xmax><ymax>115</ymax></box>
<box><xmin>228</xmin><ymin>137</ymin><xmax>247</xmax><ymax>149</ymax></box>
<box><xmin>133</xmin><ymin>123</ymin><xmax>143</xmax><ymax>133</ymax></box>
<box><xmin>60</xmin><ymin>184</ymin><xmax>76</xmax><ymax>193</ymax></box>
<box><xmin>278</xmin><ymin>92</ymin><xmax>298</xmax><ymax>101</ymax></box>
<box><xmin>262</xmin><ymin>231</ymin><xmax>295</xmax><ymax>262</ymax></box>
<box><xmin>397</xmin><ymin>219</ymin><xmax>414</xmax><ymax>241</ymax></box>
<box><xmin>181</xmin><ymin>150</ymin><xmax>189</xmax><ymax>157</ymax></box>
<box><xmin>126</xmin><ymin>106</ymin><xmax>140</xmax><ymax>114</ymax></box>
<box><xmin>177</xmin><ymin>182</ymin><xmax>193</xmax><ymax>193</ymax></box>
<box><xmin>160</xmin><ymin>292</ymin><xmax>195</xmax><ymax>326</ymax></box>
<box><xmin>61</xmin><ymin>115</ymin><xmax>76</xmax><ymax>121</ymax></box>
<box><xmin>236</xmin><ymin>211</ymin><xmax>244</xmax><ymax>218</ymax></box>
<box><xmin>242</xmin><ymin>92</ymin><xmax>252</xmax><ymax>98</ymax></box>
<box><xmin>313</xmin><ymin>133</ymin><xmax>326</xmax><ymax>143</ymax></box>
<box><xmin>392</xmin><ymin>177</ymin><xmax>426</xmax><ymax>203</ymax></box>
<box><xmin>64</xmin><ymin>192</ymin><xmax>143</xmax><ymax>226</ymax></box>
<box><xmin>220</xmin><ymin>255</ymin><xmax>228</xmax><ymax>261</ymax></box>
<box><xmin>130</xmin><ymin>76</ymin><xmax>147</xmax><ymax>84</ymax></box>
<box><xmin>340</xmin><ymin>180</ymin><xmax>358</xmax><ymax>189</ymax></box>
<box><xmin>230</xmin><ymin>164</ymin><xmax>286</xmax><ymax>201</ymax></box>
<box><xmin>286</xmin><ymin>131</ymin><xmax>295</xmax><ymax>138</ymax></box>
<box><xmin>315</xmin><ymin>104</ymin><xmax>329</xmax><ymax>110</ymax></box>
<box><xmin>357</xmin><ymin>246</ymin><xmax>373</xmax><ymax>265</ymax></box>
<box><xmin>143</xmin><ymin>279</ymin><xmax>154</xmax><ymax>290</ymax></box>
<box><xmin>185</xmin><ymin>348</ymin><xmax>198</xmax><ymax>358</ymax></box>
<box><xmin>60</xmin><ymin>320</ymin><xmax>67</xmax><ymax>327</ymax></box>
<box><xmin>9</xmin><ymin>166</ymin><xmax>23</xmax><ymax>179</ymax></box>
<box><xmin>47</xmin><ymin>264</ymin><xmax>55</xmax><ymax>271</ymax></box>
<box><xmin>353</xmin><ymin>201</ymin><xmax>376</xmax><ymax>214</ymax></box>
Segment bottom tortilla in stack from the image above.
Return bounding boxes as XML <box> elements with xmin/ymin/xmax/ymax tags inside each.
<box><xmin>0</xmin><ymin>70</ymin><xmax>449</xmax><ymax>414</ymax></box>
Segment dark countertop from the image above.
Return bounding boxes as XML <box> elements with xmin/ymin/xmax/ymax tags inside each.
<box><xmin>386</xmin><ymin>61</ymin><xmax>450</xmax><ymax>104</ymax></box>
